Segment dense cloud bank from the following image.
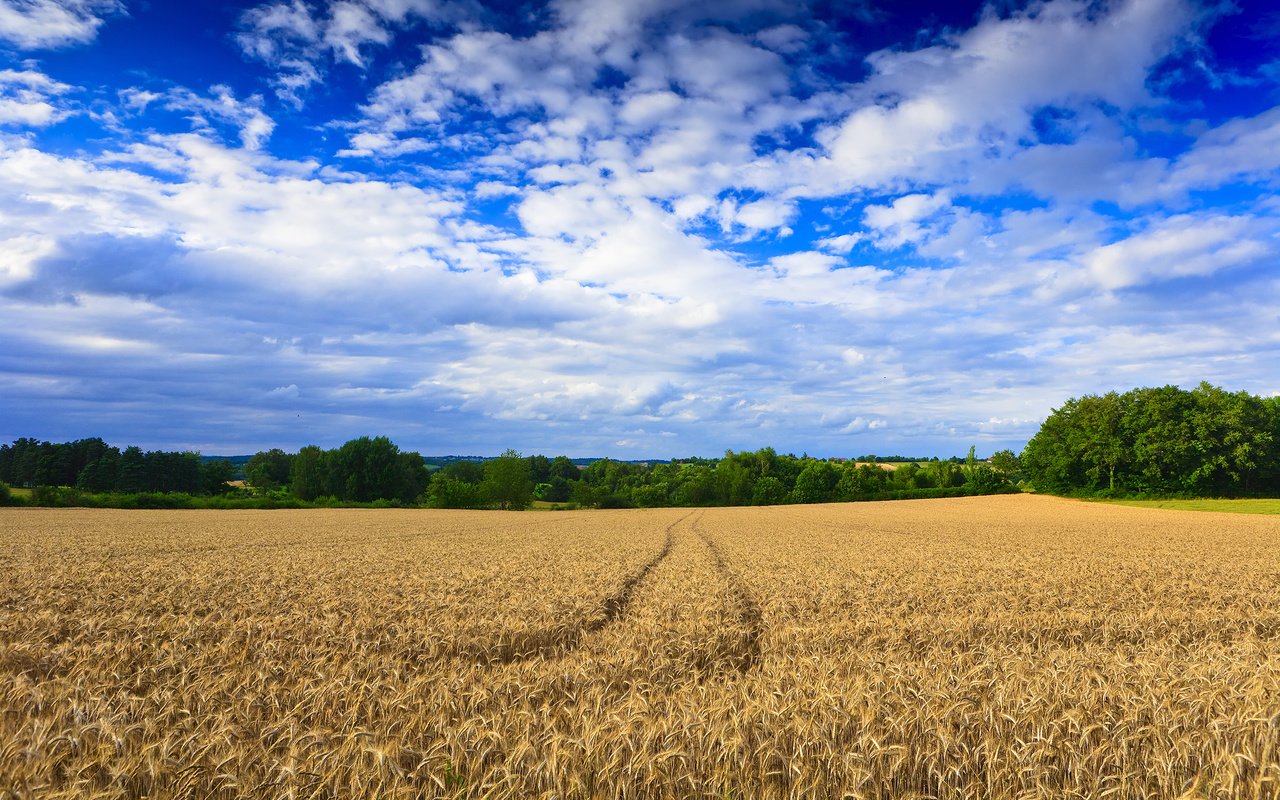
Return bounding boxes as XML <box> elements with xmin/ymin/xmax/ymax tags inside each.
<box><xmin>1</xmin><ymin>1</ymin><xmax>1278</xmax><ymax>456</ymax></box>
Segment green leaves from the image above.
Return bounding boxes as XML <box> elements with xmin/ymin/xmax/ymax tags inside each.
<box><xmin>1023</xmin><ymin>383</ymin><xmax>1280</xmax><ymax>497</ymax></box>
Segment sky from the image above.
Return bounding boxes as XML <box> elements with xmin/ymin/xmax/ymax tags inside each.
<box><xmin>0</xmin><ymin>0</ymin><xmax>1278</xmax><ymax>458</ymax></box>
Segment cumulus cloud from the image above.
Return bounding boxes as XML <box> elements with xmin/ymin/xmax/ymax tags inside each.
<box><xmin>1162</xmin><ymin>106</ymin><xmax>1280</xmax><ymax>197</ymax></box>
<box><xmin>809</xmin><ymin>0</ymin><xmax>1197</xmax><ymax>196</ymax></box>
<box><xmin>0</xmin><ymin>67</ymin><xmax>72</xmax><ymax>126</ymax></box>
<box><xmin>0</xmin><ymin>0</ymin><xmax>121</xmax><ymax>49</ymax></box>
<box><xmin>2</xmin><ymin>0</ymin><xmax>1279</xmax><ymax>455</ymax></box>
<box><xmin>119</xmin><ymin>85</ymin><xmax>276</xmax><ymax>150</ymax></box>
<box><xmin>1083</xmin><ymin>214</ymin><xmax>1273</xmax><ymax>291</ymax></box>
<box><xmin>236</xmin><ymin>0</ymin><xmax>475</xmax><ymax>101</ymax></box>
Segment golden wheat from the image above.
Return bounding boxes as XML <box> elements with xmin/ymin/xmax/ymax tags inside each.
<box><xmin>1</xmin><ymin>496</ymin><xmax>1278</xmax><ymax>798</ymax></box>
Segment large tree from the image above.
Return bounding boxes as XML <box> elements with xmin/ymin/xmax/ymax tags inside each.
<box><xmin>245</xmin><ymin>448</ymin><xmax>293</xmax><ymax>491</ymax></box>
<box><xmin>483</xmin><ymin>449</ymin><xmax>533</xmax><ymax>510</ymax></box>
<box><xmin>290</xmin><ymin>445</ymin><xmax>331</xmax><ymax>501</ymax></box>
<box><xmin>1024</xmin><ymin>383</ymin><xmax>1280</xmax><ymax>497</ymax></box>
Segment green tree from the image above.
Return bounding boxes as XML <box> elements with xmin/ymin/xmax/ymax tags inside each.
<box><xmin>332</xmin><ymin>437</ymin><xmax>394</xmax><ymax>501</ymax></box>
<box><xmin>920</xmin><ymin>459</ymin><xmax>964</xmax><ymax>490</ymax></box>
<box><xmin>537</xmin><ymin>476</ymin><xmax>572</xmax><ymax>502</ymax></box>
<box><xmin>1025</xmin><ymin>383</ymin><xmax>1280</xmax><ymax>497</ymax></box>
<box><xmin>441</xmin><ymin>460</ymin><xmax>486</xmax><ymax>484</ymax></box>
<box><xmin>245</xmin><ymin>448</ymin><xmax>293</xmax><ymax>491</ymax></box>
<box><xmin>1184</xmin><ymin>382</ymin><xmax>1273</xmax><ymax>495</ymax></box>
<box><xmin>429</xmin><ymin>474</ymin><xmax>487</xmax><ymax>508</ymax></box>
<box><xmin>76</xmin><ymin>451</ymin><xmax>120</xmax><ymax>493</ymax></box>
<box><xmin>956</xmin><ymin>445</ymin><xmax>1002</xmax><ymax>493</ymax></box>
<box><xmin>715</xmin><ymin>452</ymin><xmax>754</xmax><ymax>506</ymax></box>
<box><xmin>751</xmin><ymin>475</ymin><xmax>787</xmax><ymax>505</ymax></box>
<box><xmin>325</xmin><ymin>436</ymin><xmax>426</xmax><ymax>503</ymax></box>
<box><xmin>115</xmin><ymin>446</ymin><xmax>147</xmax><ymax>493</ymax></box>
<box><xmin>989</xmin><ymin>449</ymin><xmax>1021</xmax><ymax>479</ymax></box>
<box><xmin>199</xmin><ymin>459</ymin><xmax>236</xmax><ymax>495</ymax></box>
<box><xmin>672</xmin><ymin>464</ymin><xmax>716</xmax><ymax>506</ymax></box>
<box><xmin>631</xmin><ymin>482</ymin><xmax>670</xmax><ymax>507</ymax></box>
<box><xmin>1125</xmin><ymin>386</ymin><xmax>1197</xmax><ymax>494</ymax></box>
<box><xmin>791</xmin><ymin>461</ymin><xmax>838</xmax><ymax>504</ymax></box>
<box><xmin>526</xmin><ymin>454</ymin><xmax>552</xmax><ymax>485</ymax></box>
<box><xmin>483</xmin><ymin>449</ymin><xmax>533</xmax><ymax>510</ymax></box>
<box><xmin>33</xmin><ymin>443</ymin><xmax>70</xmax><ymax>487</ymax></box>
<box><xmin>290</xmin><ymin>445</ymin><xmax>331</xmax><ymax>501</ymax></box>
<box><xmin>838</xmin><ymin>464</ymin><xmax>889</xmax><ymax>499</ymax></box>
<box><xmin>548</xmin><ymin>455</ymin><xmax>580</xmax><ymax>482</ymax></box>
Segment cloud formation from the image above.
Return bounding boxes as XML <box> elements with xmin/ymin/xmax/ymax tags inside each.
<box><xmin>0</xmin><ymin>0</ymin><xmax>121</xmax><ymax>49</ymax></box>
<box><xmin>1</xmin><ymin>0</ymin><xmax>1278</xmax><ymax>456</ymax></box>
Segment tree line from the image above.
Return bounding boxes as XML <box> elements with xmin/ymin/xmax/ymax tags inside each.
<box><xmin>5</xmin><ymin>381</ymin><xmax>1274</xmax><ymax>507</ymax></box>
<box><xmin>0</xmin><ymin>435</ymin><xmax>1018</xmax><ymax>509</ymax></box>
<box><xmin>1022</xmin><ymin>382</ymin><xmax>1280</xmax><ymax>497</ymax></box>
<box><xmin>0</xmin><ymin>438</ymin><xmax>236</xmax><ymax>496</ymax></box>
<box><xmin>499</xmin><ymin>447</ymin><xmax>1014</xmax><ymax>509</ymax></box>
<box><xmin>268</xmin><ymin>445</ymin><xmax>1014</xmax><ymax>509</ymax></box>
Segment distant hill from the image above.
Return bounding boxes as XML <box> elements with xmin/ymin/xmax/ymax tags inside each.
<box><xmin>199</xmin><ymin>454</ymin><xmax>252</xmax><ymax>480</ymax></box>
<box><xmin>202</xmin><ymin>454</ymin><xmax>671</xmax><ymax>476</ymax></box>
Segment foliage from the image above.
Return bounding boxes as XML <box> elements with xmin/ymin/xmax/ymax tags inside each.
<box><xmin>199</xmin><ymin>459</ymin><xmax>237</xmax><ymax>495</ymax></box>
<box><xmin>0</xmin><ymin>481</ymin><xmax>14</xmax><ymax>506</ymax></box>
<box><xmin>289</xmin><ymin>445</ymin><xmax>331</xmax><ymax>501</ymax></box>
<box><xmin>483</xmin><ymin>449</ymin><xmax>534</xmax><ymax>510</ymax></box>
<box><xmin>3</xmin><ymin>435</ymin><xmax>1019</xmax><ymax>510</ymax></box>
<box><xmin>286</xmin><ymin>438</ymin><xmax>428</xmax><ymax>503</ymax></box>
<box><xmin>988</xmin><ymin>449</ymin><xmax>1021</xmax><ymax>478</ymax></box>
<box><xmin>333</xmin><ymin>436</ymin><xmax>427</xmax><ymax>503</ymax></box>
<box><xmin>1023</xmin><ymin>383</ymin><xmax>1280</xmax><ymax>497</ymax></box>
<box><xmin>245</xmin><ymin>448</ymin><xmax>293</xmax><ymax>490</ymax></box>
<box><xmin>0</xmin><ymin>438</ymin><xmax>242</xmax><ymax>496</ymax></box>
<box><xmin>428</xmin><ymin>475</ymin><xmax>488</xmax><ymax>509</ymax></box>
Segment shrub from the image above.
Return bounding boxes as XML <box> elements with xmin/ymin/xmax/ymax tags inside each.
<box><xmin>31</xmin><ymin>486</ymin><xmax>90</xmax><ymax>507</ymax></box>
<box><xmin>595</xmin><ymin>494</ymin><xmax>633</xmax><ymax>509</ymax></box>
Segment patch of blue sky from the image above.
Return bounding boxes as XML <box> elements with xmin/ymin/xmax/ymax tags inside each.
<box><xmin>1</xmin><ymin>0</ymin><xmax>1278</xmax><ymax>457</ymax></box>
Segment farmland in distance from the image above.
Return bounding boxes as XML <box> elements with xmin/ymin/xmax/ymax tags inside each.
<box><xmin>1</xmin><ymin>495</ymin><xmax>1278</xmax><ymax>799</ymax></box>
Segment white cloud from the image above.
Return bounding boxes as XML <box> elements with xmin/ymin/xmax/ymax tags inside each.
<box><xmin>0</xmin><ymin>0</ymin><xmax>120</xmax><ymax>49</ymax></box>
<box><xmin>0</xmin><ymin>67</ymin><xmax>72</xmax><ymax>126</ymax></box>
<box><xmin>817</xmin><ymin>233</ymin><xmax>862</xmax><ymax>254</ymax></box>
<box><xmin>1084</xmin><ymin>214</ymin><xmax>1272</xmax><ymax>291</ymax></box>
<box><xmin>863</xmin><ymin>191</ymin><xmax>951</xmax><ymax>248</ymax></box>
<box><xmin>1163</xmin><ymin>106</ymin><xmax>1280</xmax><ymax>196</ymax></box>
<box><xmin>121</xmin><ymin>85</ymin><xmax>276</xmax><ymax>151</ymax></box>
<box><xmin>812</xmin><ymin>0</ymin><xmax>1195</xmax><ymax>196</ymax></box>
<box><xmin>734</xmin><ymin>196</ymin><xmax>795</xmax><ymax>233</ymax></box>
<box><xmin>236</xmin><ymin>0</ymin><xmax>474</xmax><ymax>101</ymax></box>
<box><xmin>755</xmin><ymin>23</ymin><xmax>807</xmax><ymax>54</ymax></box>
<box><xmin>3</xmin><ymin>0</ymin><xmax>1279</xmax><ymax>457</ymax></box>
<box><xmin>324</xmin><ymin>1</ymin><xmax>389</xmax><ymax>65</ymax></box>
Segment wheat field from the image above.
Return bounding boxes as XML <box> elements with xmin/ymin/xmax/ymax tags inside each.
<box><xmin>1</xmin><ymin>495</ymin><xmax>1278</xmax><ymax>799</ymax></box>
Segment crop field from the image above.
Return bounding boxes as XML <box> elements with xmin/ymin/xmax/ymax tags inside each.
<box><xmin>2</xmin><ymin>495</ymin><xmax>1279</xmax><ymax>799</ymax></box>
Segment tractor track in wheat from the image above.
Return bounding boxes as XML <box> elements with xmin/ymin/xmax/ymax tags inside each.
<box><xmin>454</xmin><ymin>510</ymin><xmax>691</xmax><ymax>664</ymax></box>
<box><xmin>693</xmin><ymin>515</ymin><xmax>764</xmax><ymax>675</ymax></box>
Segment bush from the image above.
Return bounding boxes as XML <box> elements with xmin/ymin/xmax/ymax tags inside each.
<box><xmin>0</xmin><ymin>481</ymin><xmax>15</xmax><ymax>506</ymax></box>
<box><xmin>31</xmin><ymin>485</ymin><xmax>90</xmax><ymax>507</ymax></box>
<box><xmin>595</xmin><ymin>494</ymin><xmax>633</xmax><ymax>509</ymax></box>
<box><xmin>125</xmin><ymin>492</ymin><xmax>197</xmax><ymax>509</ymax></box>
<box><xmin>429</xmin><ymin>477</ymin><xmax>487</xmax><ymax>509</ymax></box>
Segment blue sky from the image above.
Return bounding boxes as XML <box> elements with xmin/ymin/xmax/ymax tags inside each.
<box><xmin>1</xmin><ymin>0</ymin><xmax>1278</xmax><ymax>457</ymax></box>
